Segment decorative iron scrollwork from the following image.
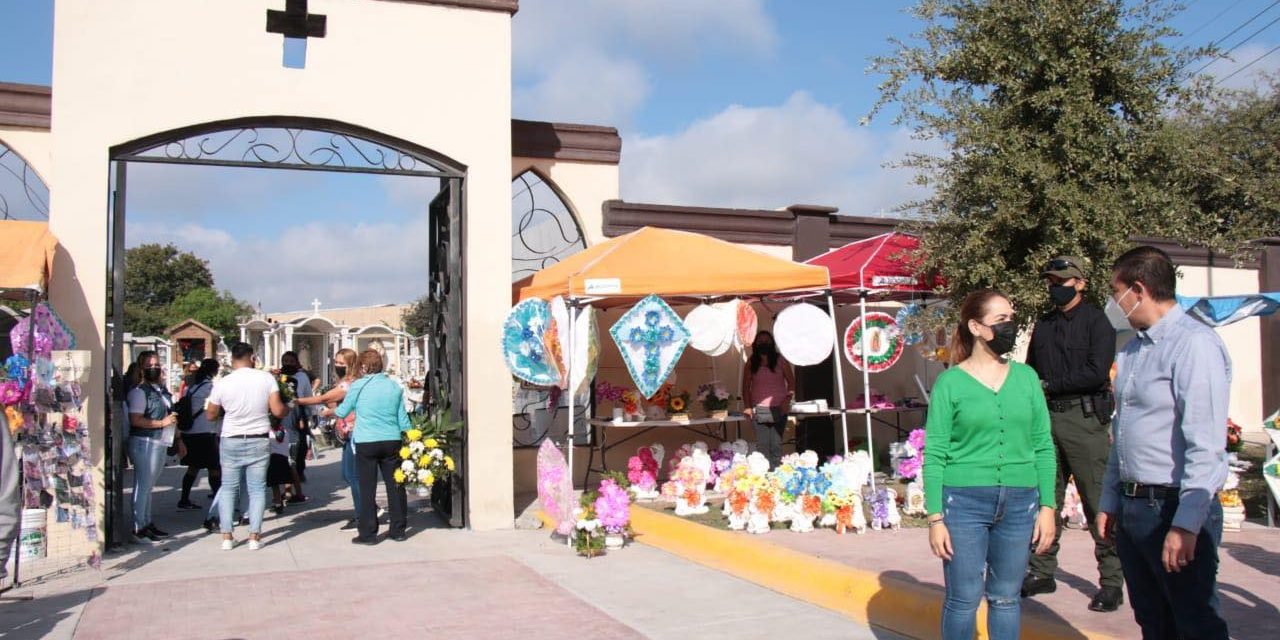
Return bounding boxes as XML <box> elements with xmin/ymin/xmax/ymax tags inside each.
<box><xmin>124</xmin><ymin>127</ymin><xmax>451</xmax><ymax>176</ymax></box>
<box><xmin>0</xmin><ymin>142</ymin><xmax>50</xmax><ymax>221</ymax></box>
<box><xmin>511</xmin><ymin>171</ymin><xmax>586</xmax><ymax>282</ymax></box>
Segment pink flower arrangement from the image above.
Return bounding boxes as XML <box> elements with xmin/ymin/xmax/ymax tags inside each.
<box><xmin>0</xmin><ymin>380</ymin><xmax>25</xmax><ymax>406</ymax></box>
<box><xmin>908</xmin><ymin>428</ymin><xmax>926</xmax><ymax>452</ymax></box>
<box><xmin>897</xmin><ymin>428</ymin><xmax>926</xmax><ymax>480</ymax></box>
<box><xmin>594</xmin><ymin>479</ymin><xmax>631</xmax><ymax>534</ymax></box>
<box><xmin>595</xmin><ymin>380</ymin><xmax>626</xmax><ymax>403</ymax></box>
<box><xmin>668</xmin><ymin>444</ymin><xmax>693</xmax><ymax>477</ymax></box>
<box><xmin>708</xmin><ymin>449</ymin><xmax>736</xmax><ymax>488</ymax></box>
<box><xmin>627</xmin><ymin>447</ymin><xmax>659</xmax><ymax>491</ymax></box>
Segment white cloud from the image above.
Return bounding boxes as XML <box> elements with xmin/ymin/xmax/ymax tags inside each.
<box><xmin>622</xmin><ymin>92</ymin><xmax>942</xmax><ymax>216</ymax></box>
<box><xmin>128</xmin><ymin>218</ymin><xmax>429</xmax><ymax>312</ymax></box>
<box><xmin>1199</xmin><ymin>42</ymin><xmax>1280</xmax><ymax>92</ymax></box>
<box><xmin>513</xmin><ymin>0</ymin><xmax>777</xmax><ymax>125</ymax></box>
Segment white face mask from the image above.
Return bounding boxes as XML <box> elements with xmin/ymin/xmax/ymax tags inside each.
<box><xmin>1104</xmin><ymin>287</ymin><xmax>1137</xmax><ymax>331</ymax></box>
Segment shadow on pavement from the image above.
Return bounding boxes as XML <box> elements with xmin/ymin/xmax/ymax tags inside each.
<box><xmin>0</xmin><ymin>586</ymin><xmax>95</xmax><ymax>640</ymax></box>
<box><xmin>867</xmin><ymin>569</ymin><xmax>1089</xmax><ymax>640</ymax></box>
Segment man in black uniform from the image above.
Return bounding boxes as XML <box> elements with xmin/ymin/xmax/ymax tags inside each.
<box><xmin>1023</xmin><ymin>256</ymin><xmax>1125</xmax><ymax>612</ymax></box>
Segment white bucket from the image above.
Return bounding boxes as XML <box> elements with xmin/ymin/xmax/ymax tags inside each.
<box><xmin>18</xmin><ymin>509</ymin><xmax>47</xmax><ymax>560</ymax></box>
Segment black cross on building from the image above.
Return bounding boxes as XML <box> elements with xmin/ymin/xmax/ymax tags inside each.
<box><xmin>267</xmin><ymin>0</ymin><xmax>327</xmax><ymax>68</ymax></box>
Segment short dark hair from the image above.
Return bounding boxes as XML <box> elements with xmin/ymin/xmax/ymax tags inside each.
<box><xmin>196</xmin><ymin>358</ymin><xmax>220</xmax><ymax>381</ymax></box>
<box><xmin>231</xmin><ymin>342</ymin><xmax>255</xmax><ymax>361</ymax></box>
<box><xmin>1111</xmin><ymin>245</ymin><xmax>1177</xmax><ymax>301</ymax></box>
<box><xmin>281</xmin><ymin>351</ymin><xmax>299</xmax><ymax>364</ymax></box>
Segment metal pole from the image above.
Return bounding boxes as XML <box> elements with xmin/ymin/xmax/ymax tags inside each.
<box><xmin>565</xmin><ymin>301</ymin><xmax>577</xmax><ymax>547</ymax></box>
<box><xmin>861</xmin><ymin>293</ymin><xmax>875</xmax><ymax>491</ymax></box>
<box><xmin>826</xmin><ymin>293</ymin><xmax>850</xmax><ymax>456</ymax></box>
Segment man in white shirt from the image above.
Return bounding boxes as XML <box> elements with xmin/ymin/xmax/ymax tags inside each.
<box><xmin>206</xmin><ymin>342</ymin><xmax>288</xmax><ymax>550</ymax></box>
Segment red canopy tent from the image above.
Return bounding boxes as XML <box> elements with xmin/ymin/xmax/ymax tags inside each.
<box><xmin>806</xmin><ymin>232</ymin><xmax>943</xmax><ymax>300</ymax></box>
<box><xmin>802</xmin><ymin>232</ymin><xmax>944</xmax><ymax>484</ymax></box>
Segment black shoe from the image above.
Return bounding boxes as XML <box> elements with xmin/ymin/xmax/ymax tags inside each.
<box><xmin>286</xmin><ymin>494</ymin><xmax>308</xmax><ymax>504</ymax></box>
<box><xmin>1089</xmin><ymin>586</ymin><xmax>1124</xmax><ymax>612</ymax></box>
<box><xmin>340</xmin><ymin>518</ymin><xmax>359</xmax><ymax>531</ymax></box>
<box><xmin>389</xmin><ymin>532</ymin><xmax>407</xmax><ymax>542</ymax></box>
<box><xmin>351</xmin><ymin>536</ymin><xmax>379</xmax><ymax>546</ymax></box>
<box><xmin>271</xmin><ymin>504</ymin><xmax>285</xmax><ymax>515</ymax></box>
<box><xmin>202</xmin><ymin>518</ymin><xmax>218</xmax><ymax>533</ymax></box>
<box><xmin>176</xmin><ymin>499</ymin><xmax>201</xmax><ymax>510</ymax></box>
<box><xmin>145</xmin><ymin>524</ymin><xmax>170</xmax><ymax>538</ymax></box>
<box><xmin>239</xmin><ymin>515</ymin><xmax>250</xmax><ymax>526</ymax></box>
<box><xmin>1021</xmin><ymin>575</ymin><xmax>1057</xmax><ymax>598</ymax></box>
<box><xmin>134</xmin><ymin>528</ymin><xmax>162</xmax><ymax>542</ymax></box>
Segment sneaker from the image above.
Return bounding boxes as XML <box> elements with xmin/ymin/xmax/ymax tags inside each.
<box><xmin>286</xmin><ymin>494</ymin><xmax>308</xmax><ymax>505</ymax></box>
<box><xmin>351</xmin><ymin>536</ymin><xmax>378</xmax><ymax>546</ymax></box>
<box><xmin>202</xmin><ymin>518</ymin><xmax>218</xmax><ymax>533</ymax></box>
<box><xmin>145</xmin><ymin>524</ymin><xmax>170</xmax><ymax>538</ymax></box>
<box><xmin>221</xmin><ymin>538</ymin><xmax>235</xmax><ymax>551</ymax></box>
<box><xmin>248</xmin><ymin>538</ymin><xmax>263</xmax><ymax>551</ymax></box>
<box><xmin>176</xmin><ymin>500</ymin><xmax>201</xmax><ymax>510</ymax></box>
<box><xmin>134</xmin><ymin>528</ymin><xmax>162</xmax><ymax>543</ymax></box>
<box><xmin>340</xmin><ymin>518</ymin><xmax>359</xmax><ymax>531</ymax></box>
<box><xmin>389</xmin><ymin>532</ymin><xmax>407</xmax><ymax>542</ymax></box>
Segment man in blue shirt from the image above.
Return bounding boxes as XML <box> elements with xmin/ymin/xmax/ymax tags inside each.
<box><xmin>1096</xmin><ymin>246</ymin><xmax>1230</xmax><ymax>640</ymax></box>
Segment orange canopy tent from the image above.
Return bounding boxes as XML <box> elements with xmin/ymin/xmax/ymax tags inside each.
<box><xmin>0</xmin><ymin>220</ymin><xmax>58</xmax><ymax>300</ymax></box>
<box><xmin>514</xmin><ymin>226</ymin><xmax>830</xmax><ymax>304</ymax></box>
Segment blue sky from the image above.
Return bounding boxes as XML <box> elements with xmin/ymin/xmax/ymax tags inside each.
<box><xmin>2</xmin><ymin>1</ymin><xmax>1277</xmax><ymax>310</ymax></box>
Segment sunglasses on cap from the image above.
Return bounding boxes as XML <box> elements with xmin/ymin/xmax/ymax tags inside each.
<box><xmin>1045</xmin><ymin>258</ymin><xmax>1078</xmax><ymax>272</ymax></box>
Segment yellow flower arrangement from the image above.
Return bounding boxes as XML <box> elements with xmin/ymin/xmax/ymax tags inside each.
<box><xmin>444</xmin><ymin>456</ymin><xmax>455</xmax><ymax>471</ymax></box>
<box><xmin>424</xmin><ymin>438</ymin><xmax>439</xmax><ymax>449</ymax></box>
<box><xmin>419</xmin><ymin>455</ymin><xmax>433</xmax><ymax>467</ymax></box>
<box><xmin>406</xmin><ymin>428</ymin><xmax>423</xmax><ymax>442</ymax></box>
<box><xmin>670</xmin><ymin>397</ymin><xmax>686</xmax><ymax>412</ymax></box>
<box><xmin>393</xmin><ymin>469</ymin><xmax>407</xmax><ymax>483</ymax></box>
<box><xmin>399</xmin><ymin>446</ymin><xmax>412</xmax><ymax>460</ymax></box>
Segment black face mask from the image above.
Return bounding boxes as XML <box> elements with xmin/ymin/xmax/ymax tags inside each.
<box><xmin>1048</xmin><ymin>284</ymin><xmax>1078</xmax><ymax>307</ymax></box>
<box><xmin>983</xmin><ymin>321</ymin><xmax>1018</xmax><ymax>356</ymax></box>
<box><xmin>334</xmin><ymin>366</ymin><xmax>347</xmax><ymax>378</ymax></box>
<box><xmin>143</xmin><ymin>367</ymin><xmax>163</xmax><ymax>382</ymax></box>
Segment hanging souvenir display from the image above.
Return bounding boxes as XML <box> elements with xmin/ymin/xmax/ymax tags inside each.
<box><xmin>570</xmin><ymin>307</ymin><xmax>599</xmax><ymax>396</ymax></box>
<box><xmin>502</xmin><ymin>298</ymin><xmax>561</xmax><ymax>387</ymax></box>
<box><xmin>609</xmin><ymin>295</ymin><xmax>691</xmax><ymax>399</ymax></box>
<box><xmin>895</xmin><ymin>303</ymin><xmax>925</xmax><ymax>346</ymax></box>
<box><xmin>773</xmin><ymin>303</ymin><xmax>834</xmax><ymax>366</ymax></box>
<box><xmin>684</xmin><ymin>304</ymin><xmax>734</xmax><ymax>357</ymax></box>
<box><xmin>546</xmin><ymin>297</ymin><xmax>571</xmax><ymax>389</ymax></box>
<box><xmin>9</xmin><ymin>302</ymin><xmax>76</xmax><ymax>357</ymax></box>
<box><xmin>735</xmin><ymin>300</ymin><xmax>758</xmax><ymax>348</ymax></box>
<box><xmin>844</xmin><ymin>312</ymin><xmax>905</xmax><ymax>372</ymax></box>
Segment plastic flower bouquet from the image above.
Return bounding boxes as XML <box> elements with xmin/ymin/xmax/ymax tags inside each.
<box><xmin>665</xmin><ymin>389</ymin><xmax>691</xmax><ymax>421</ymax></box>
<box><xmin>394</xmin><ymin>426</ymin><xmax>452</xmax><ymax>490</ymax></box>
<box><xmin>627</xmin><ymin>445</ymin><xmax>662</xmax><ymax>499</ymax></box>
<box><xmin>1226</xmin><ymin>419</ymin><xmax>1243</xmax><ymax>453</ymax></box>
<box><xmin>696</xmin><ymin>382</ymin><xmax>731</xmax><ymax>416</ymax></box>
<box><xmin>594</xmin><ymin>478</ymin><xmax>633</xmax><ymax>546</ymax></box>
<box><xmin>572</xmin><ymin>495</ymin><xmax>606</xmax><ymax>558</ymax></box>
<box><xmin>275</xmin><ymin>374</ymin><xmax>297</xmax><ymax>404</ymax></box>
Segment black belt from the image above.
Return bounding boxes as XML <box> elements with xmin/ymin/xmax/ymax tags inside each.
<box><xmin>224</xmin><ymin>433</ymin><xmax>268</xmax><ymax>439</ymax></box>
<box><xmin>1121</xmin><ymin>482</ymin><xmax>1179</xmax><ymax>500</ymax></box>
<box><xmin>1047</xmin><ymin>397</ymin><xmax>1081</xmax><ymax>413</ymax></box>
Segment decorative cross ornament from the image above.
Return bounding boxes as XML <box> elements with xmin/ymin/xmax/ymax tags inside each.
<box><xmin>609</xmin><ymin>295</ymin><xmax>691</xmax><ymax>398</ymax></box>
<box><xmin>266</xmin><ymin>0</ymin><xmax>326</xmax><ymax>68</ymax></box>
<box><xmin>311</xmin><ymin>298</ymin><xmax>322</xmax><ymax>315</ymax></box>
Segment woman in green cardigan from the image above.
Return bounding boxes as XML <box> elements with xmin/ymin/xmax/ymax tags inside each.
<box><xmin>925</xmin><ymin>289</ymin><xmax>1057</xmax><ymax>640</ymax></box>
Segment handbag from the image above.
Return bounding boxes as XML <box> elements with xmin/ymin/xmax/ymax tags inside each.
<box><xmin>754</xmin><ymin>404</ymin><xmax>775</xmax><ymax>424</ymax></box>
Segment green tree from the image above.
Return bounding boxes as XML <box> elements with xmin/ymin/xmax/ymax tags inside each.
<box><xmin>124</xmin><ymin>243</ymin><xmax>215</xmax><ymax>310</ymax></box>
<box><xmin>164</xmin><ymin>287</ymin><xmax>253</xmax><ymax>339</ymax></box>
<box><xmin>401</xmin><ymin>294</ymin><xmax>435</xmax><ymax>336</ymax></box>
<box><xmin>866</xmin><ymin>0</ymin><xmax>1268</xmax><ymax>318</ymax></box>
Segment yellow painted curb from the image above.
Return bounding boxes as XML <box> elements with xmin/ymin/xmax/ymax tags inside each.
<box><xmin>543</xmin><ymin>507</ymin><xmax>1118</xmax><ymax>640</ymax></box>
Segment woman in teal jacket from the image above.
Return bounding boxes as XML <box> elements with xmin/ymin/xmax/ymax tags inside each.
<box><xmin>335</xmin><ymin>349</ymin><xmax>412</xmax><ymax>544</ymax></box>
<box><xmin>924</xmin><ymin>289</ymin><xmax>1057</xmax><ymax>640</ymax></box>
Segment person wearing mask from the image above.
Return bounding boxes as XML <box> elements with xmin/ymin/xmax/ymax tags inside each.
<box><xmin>741</xmin><ymin>331</ymin><xmax>795</xmax><ymax>469</ymax></box>
<box><xmin>1022</xmin><ymin>257</ymin><xmax>1123</xmax><ymax>611</ymax></box>
<box><xmin>299</xmin><ymin>348</ymin><xmax>363</xmax><ymax>530</ymax></box>
<box><xmin>335</xmin><ymin>349</ymin><xmax>411</xmax><ymax>544</ymax></box>
<box><xmin>206</xmin><ymin>343</ymin><xmax>289</xmax><ymax>551</ymax></box>
<box><xmin>278</xmin><ymin>351</ymin><xmax>313</xmax><ymax>493</ymax></box>
<box><xmin>126</xmin><ymin>351</ymin><xmax>185</xmax><ymax>542</ymax></box>
<box><xmin>177</xmin><ymin>359</ymin><xmax>222</xmax><ymax>511</ymax></box>
<box><xmin>925</xmin><ymin>289</ymin><xmax>1057</xmax><ymax>640</ymax></box>
<box><xmin>1096</xmin><ymin>246</ymin><xmax>1231</xmax><ymax>640</ymax></box>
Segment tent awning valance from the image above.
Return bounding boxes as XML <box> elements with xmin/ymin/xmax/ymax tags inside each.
<box><xmin>0</xmin><ymin>220</ymin><xmax>58</xmax><ymax>300</ymax></box>
<box><xmin>805</xmin><ymin>232</ymin><xmax>943</xmax><ymax>300</ymax></box>
<box><xmin>513</xmin><ymin>226</ymin><xmax>830</xmax><ymax>305</ymax></box>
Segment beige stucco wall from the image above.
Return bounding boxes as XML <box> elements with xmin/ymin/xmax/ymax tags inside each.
<box><xmin>266</xmin><ymin>304</ymin><xmax>409</xmax><ymax>329</ymax></box>
<box><xmin>1178</xmin><ymin>265</ymin><xmax>1264</xmax><ymax>431</ymax></box>
<box><xmin>512</xmin><ymin>157</ymin><xmax>618</xmax><ymax>246</ymax></box>
<box><xmin>50</xmin><ymin>0</ymin><xmax>514</xmax><ymax>529</ymax></box>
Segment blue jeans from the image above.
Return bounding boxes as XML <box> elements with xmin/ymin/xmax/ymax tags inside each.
<box><xmin>128</xmin><ymin>435</ymin><xmax>167</xmax><ymax>531</ymax></box>
<box><xmin>940</xmin><ymin>486</ymin><xmax>1040</xmax><ymax>640</ymax></box>
<box><xmin>342</xmin><ymin>439</ymin><xmax>362</xmax><ymax>513</ymax></box>
<box><xmin>218</xmin><ymin>437</ymin><xmax>269</xmax><ymax>535</ymax></box>
<box><xmin>1116</xmin><ymin>493</ymin><xmax>1228</xmax><ymax>640</ymax></box>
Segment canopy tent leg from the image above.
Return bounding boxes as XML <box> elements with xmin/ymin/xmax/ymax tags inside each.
<box><xmin>565</xmin><ymin>302</ymin><xmax>577</xmax><ymax>547</ymax></box>
<box><xmin>826</xmin><ymin>293</ymin><xmax>850</xmax><ymax>457</ymax></box>
<box><xmin>860</xmin><ymin>293</ymin><xmax>876</xmax><ymax>491</ymax></box>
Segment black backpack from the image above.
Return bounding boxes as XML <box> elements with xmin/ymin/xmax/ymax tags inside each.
<box><xmin>175</xmin><ymin>380</ymin><xmax>209</xmax><ymax>432</ymax></box>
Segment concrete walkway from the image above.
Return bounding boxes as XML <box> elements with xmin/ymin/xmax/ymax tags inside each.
<box><xmin>0</xmin><ymin>448</ymin><xmax>893</xmax><ymax>640</ymax></box>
